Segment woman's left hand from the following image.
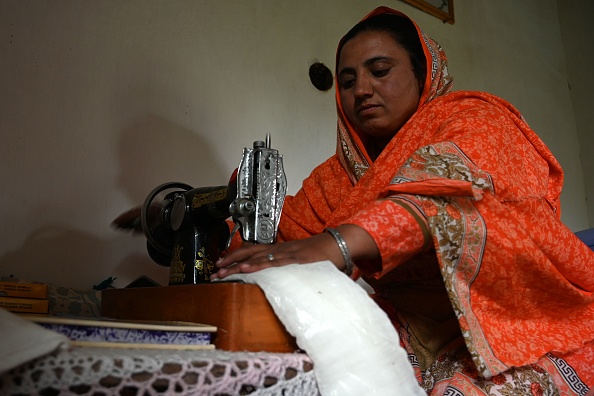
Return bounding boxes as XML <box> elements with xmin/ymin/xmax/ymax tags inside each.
<box><xmin>211</xmin><ymin>232</ymin><xmax>344</xmax><ymax>280</ymax></box>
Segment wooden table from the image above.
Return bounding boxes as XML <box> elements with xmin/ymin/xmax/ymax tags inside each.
<box><xmin>101</xmin><ymin>282</ymin><xmax>298</xmax><ymax>352</ymax></box>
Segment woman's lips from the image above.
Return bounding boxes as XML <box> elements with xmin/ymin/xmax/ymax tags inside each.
<box><xmin>357</xmin><ymin>103</ymin><xmax>380</xmax><ymax>117</ymax></box>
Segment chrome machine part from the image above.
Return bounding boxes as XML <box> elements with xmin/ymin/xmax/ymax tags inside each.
<box><xmin>228</xmin><ymin>134</ymin><xmax>287</xmax><ymax>247</ymax></box>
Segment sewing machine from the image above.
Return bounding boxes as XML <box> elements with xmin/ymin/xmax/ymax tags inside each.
<box><xmin>115</xmin><ymin>135</ymin><xmax>287</xmax><ymax>286</ymax></box>
<box><xmin>107</xmin><ymin>135</ymin><xmax>297</xmax><ymax>351</ymax></box>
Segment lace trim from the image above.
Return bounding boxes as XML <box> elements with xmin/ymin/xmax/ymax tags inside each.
<box><xmin>0</xmin><ymin>347</ymin><xmax>319</xmax><ymax>396</ymax></box>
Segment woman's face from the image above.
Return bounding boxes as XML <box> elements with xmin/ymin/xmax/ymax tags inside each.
<box><xmin>338</xmin><ymin>30</ymin><xmax>421</xmax><ymax>147</ymax></box>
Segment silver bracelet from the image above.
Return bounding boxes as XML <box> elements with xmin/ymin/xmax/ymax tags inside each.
<box><xmin>325</xmin><ymin>228</ymin><xmax>354</xmax><ymax>276</ymax></box>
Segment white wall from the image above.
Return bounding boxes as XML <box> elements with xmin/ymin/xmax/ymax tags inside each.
<box><xmin>0</xmin><ymin>0</ymin><xmax>589</xmax><ymax>289</ymax></box>
<box><xmin>557</xmin><ymin>0</ymin><xmax>594</xmax><ymax>228</ymax></box>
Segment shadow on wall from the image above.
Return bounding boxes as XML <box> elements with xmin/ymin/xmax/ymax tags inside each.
<box><xmin>0</xmin><ymin>225</ymin><xmax>169</xmax><ymax>290</ymax></box>
<box><xmin>116</xmin><ymin>114</ymin><xmax>231</xmax><ymax>205</ymax></box>
<box><xmin>0</xmin><ymin>114</ymin><xmax>233</xmax><ymax>290</ymax></box>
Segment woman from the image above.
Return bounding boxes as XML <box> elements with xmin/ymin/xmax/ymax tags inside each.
<box><xmin>213</xmin><ymin>7</ymin><xmax>594</xmax><ymax>395</ymax></box>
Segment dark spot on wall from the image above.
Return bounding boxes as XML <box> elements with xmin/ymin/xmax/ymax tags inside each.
<box><xmin>309</xmin><ymin>62</ymin><xmax>333</xmax><ymax>91</ymax></box>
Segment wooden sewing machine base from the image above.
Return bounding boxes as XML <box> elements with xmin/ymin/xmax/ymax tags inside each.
<box><xmin>100</xmin><ymin>282</ymin><xmax>298</xmax><ymax>352</ymax></box>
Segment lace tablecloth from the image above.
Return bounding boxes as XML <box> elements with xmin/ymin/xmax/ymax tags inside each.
<box><xmin>0</xmin><ymin>346</ymin><xmax>319</xmax><ymax>395</ymax></box>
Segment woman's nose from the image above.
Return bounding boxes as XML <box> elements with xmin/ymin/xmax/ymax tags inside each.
<box><xmin>353</xmin><ymin>75</ymin><xmax>373</xmax><ymax>97</ymax></box>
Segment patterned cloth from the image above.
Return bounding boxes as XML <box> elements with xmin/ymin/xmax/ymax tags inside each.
<box><xmin>277</xmin><ymin>6</ymin><xmax>594</xmax><ymax>395</ymax></box>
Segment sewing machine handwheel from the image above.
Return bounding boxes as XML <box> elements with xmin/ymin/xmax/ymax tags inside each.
<box><xmin>141</xmin><ymin>182</ymin><xmax>193</xmax><ymax>258</ymax></box>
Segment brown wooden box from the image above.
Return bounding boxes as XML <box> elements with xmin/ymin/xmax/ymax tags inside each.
<box><xmin>100</xmin><ymin>282</ymin><xmax>297</xmax><ymax>352</ymax></box>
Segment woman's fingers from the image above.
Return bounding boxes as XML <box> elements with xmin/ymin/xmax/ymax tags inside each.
<box><xmin>211</xmin><ymin>233</ymin><xmax>340</xmax><ymax>281</ymax></box>
<box><xmin>211</xmin><ymin>252</ymin><xmax>285</xmax><ymax>280</ymax></box>
<box><xmin>211</xmin><ymin>244</ymin><xmax>278</xmax><ymax>280</ymax></box>
<box><xmin>215</xmin><ymin>244</ymin><xmax>269</xmax><ymax>268</ymax></box>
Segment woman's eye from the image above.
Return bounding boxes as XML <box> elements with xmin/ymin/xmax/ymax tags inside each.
<box><xmin>340</xmin><ymin>78</ymin><xmax>355</xmax><ymax>89</ymax></box>
<box><xmin>372</xmin><ymin>68</ymin><xmax>390</xmax><ymax>77</ymax></box>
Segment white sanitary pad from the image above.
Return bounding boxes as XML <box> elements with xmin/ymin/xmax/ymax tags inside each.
<box><xmin>226</xmin><ymin>261</ymin><xmax>426</xmax><ymax>396</ymax></box>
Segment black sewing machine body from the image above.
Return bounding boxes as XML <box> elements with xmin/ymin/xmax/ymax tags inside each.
<box><xmin>139</xmin><ymin>136</ymin><xmax>286</xmax><ymax>285</ymax></box>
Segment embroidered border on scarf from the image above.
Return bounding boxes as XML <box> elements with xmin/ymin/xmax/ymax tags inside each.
<box><xmin>389</xmin><ymin>142</ymin><xmax>507</xmax><ymax>378</ymax></box>
<box><xmin>422</xmin><ymin>345</ymin><xmax>562</xmax><ymax>395</ymax></box>
<box><xmin>336</xmin><ymin>120</ymin><xmax>369</xmax><ymax>184</ymax></box>
<box><xmin>542</xmin><ymin>353</ymin><xmax>589</xmax><ymax>396</ymax></box>
<box><xmin>419</xmin><ymin>32</ymin><xmax>453</xmax><ymax>101</ymax></box>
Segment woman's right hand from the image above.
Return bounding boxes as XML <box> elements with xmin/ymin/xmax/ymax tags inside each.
<box><xmin>211</xmin><ymin>224</ymin><xmax>380</xmax><ymax>280</ymax></box>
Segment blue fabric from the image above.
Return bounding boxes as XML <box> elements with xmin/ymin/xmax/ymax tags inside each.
<box><xmin>575</xmin><ymin>228</ymin><xmax>594</xmax><ymax>251</ymax></box>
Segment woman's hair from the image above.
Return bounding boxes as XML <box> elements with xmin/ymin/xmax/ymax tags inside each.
<box><xmin>337</xmin><ymin>14</ymin><xmax>427</xmax><ymax>93</ymax></box>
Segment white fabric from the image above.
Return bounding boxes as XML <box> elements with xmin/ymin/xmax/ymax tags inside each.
<box><xmin>226</xmin><ymin>261</ymin><xmax>426</xmax><ymax>396</ymax></box>
<box><xmin>0</xmin><ymin>308</ymin><xmax>69</xmax><ymax>374</ymax></box>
